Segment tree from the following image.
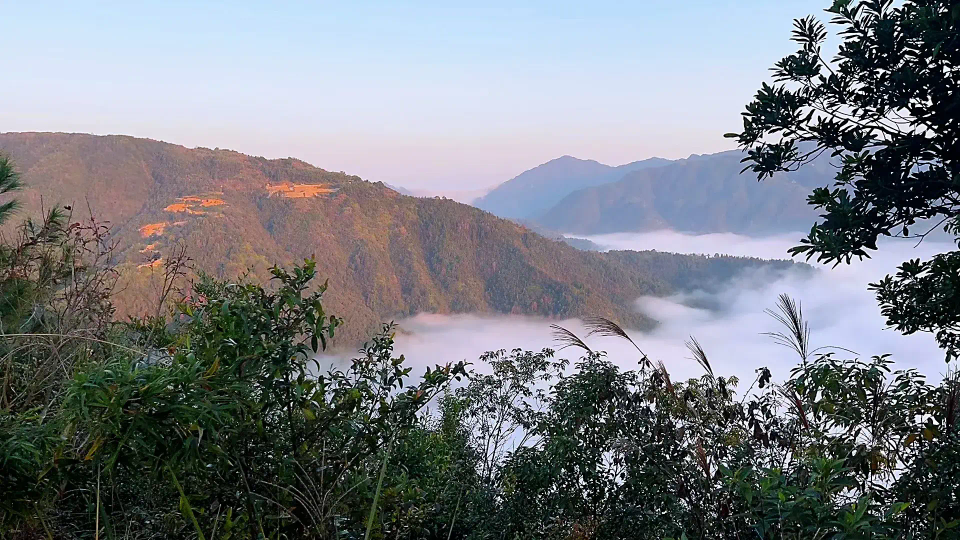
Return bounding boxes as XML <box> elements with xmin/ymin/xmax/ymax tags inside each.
<box><xmin>59</xmin><ymin>263</ymin><xmax>467</xmax><ymax>539</ymax></box>
<box><xmin>728</xmin><ymin>0</ymin><xmax>960</xmax><ymax>357</ymax></box>
<box><xmin>0</xmin><ymin>156</ymin><xmax>22</xmax><ymax>225</ymax></box>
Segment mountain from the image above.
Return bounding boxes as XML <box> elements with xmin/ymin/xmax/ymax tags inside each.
<box><xmin>536</xmin><ymin>150</ymin><xmax>831</xmax><ymax>235</ymax></box>
<box><xmin>384</xmin><ymin>182</ymin><xmax>414</xmax><ymax>195</ymax></box>
<box><xmin>0</xmin><ymin>133</ymin><xmax>800</xmax><ymax>345</ymax></box>
<box><xmin>474</xmin><ymin>155</ymin><xmax>671</xmax><ymax>219</ymax></box>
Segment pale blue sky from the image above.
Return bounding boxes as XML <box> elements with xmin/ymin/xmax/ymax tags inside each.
<box><xmin>3</xmin><ymin>1</ymin><xmax>826</xmax><ymax>189</ymax></box>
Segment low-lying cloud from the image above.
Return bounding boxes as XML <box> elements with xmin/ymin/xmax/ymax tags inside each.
<box><xmin>382</xmin><ymin>230</ymin><xmax>954</xmax><ymax>387</ymax></box>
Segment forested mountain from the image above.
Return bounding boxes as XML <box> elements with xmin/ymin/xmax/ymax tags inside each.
<box><xmin>536</xmin><ymin>150</ymin><xmax>830</xmax><ymax>235</ymax></box>
<box><xmin>474</xmin><ymin>155</ymin><xmax>671</xmax><ymax>219</ymax></box>
<box><xmin>0</xmin><ymin>132</ymin><xmax>799</xmax><ymax>344</ymax></box>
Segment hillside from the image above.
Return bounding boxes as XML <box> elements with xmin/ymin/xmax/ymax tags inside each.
<box><xmin>536</xmin><ymin>150</ymin><xmax>829</xmax><ymax>235</ymax></box>
<box><xmin>0</xmin><ymin>133</ymin><xmax>800</xmax><ymax>345</ymax></box>
<box><xmin>474</xmin><ymin>155</ymin><xmax>671</xmax><ymax>219</ymax></box>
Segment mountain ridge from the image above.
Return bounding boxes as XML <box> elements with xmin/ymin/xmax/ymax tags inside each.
<box><xmin>474</xmin><ymin>154</ymin><xmax>671</xmax><ymax>219</ymax></box>
<box><xmin>473</xmin><ymin>147</ymin><xmax>833</xmax><ymax>236</ymax></box>
<box><xmin>534</xmin><ymin>150</ymin><xmax>829</xmax><ymax>235</ymax></box>
<box><xmin>0</xmin><ymin>132</ymin><xmax>803</xmax><ymax>345</ymax></box>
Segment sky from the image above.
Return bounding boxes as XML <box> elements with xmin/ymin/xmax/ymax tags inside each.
<box><xmin>3</xmin><ymin>1</ymin><xmax>828</xmax><ymax>190</ymax></box>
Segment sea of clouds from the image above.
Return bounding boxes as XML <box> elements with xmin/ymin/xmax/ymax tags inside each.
<box><xmin>329</xmin><ymin>230</ymin><xmax>955</xmax><ymax>389</ymax></box>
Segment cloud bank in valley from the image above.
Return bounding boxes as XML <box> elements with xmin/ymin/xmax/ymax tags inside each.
<box><xmin>375</xmin><ymin>230</ymin><xmax>954</xmax><ymax>388</ymax></box>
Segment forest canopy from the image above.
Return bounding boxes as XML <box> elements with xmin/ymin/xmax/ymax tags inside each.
<box><xmin>3</xmin><ymin>0</ymin><xmax>960</xmax><ymax>538</ymax></box>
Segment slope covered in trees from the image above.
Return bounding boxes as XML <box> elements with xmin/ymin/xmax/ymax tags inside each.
<box><xmin>4</xmin><ymin>0</ymin><xmax>960</xmax><ymax>537</ymax></box>
<box><xmin>1</xmin><ymin>224</ymin><xmax>957</xmax><ymax>538</ymax></box>
<box><xmin>0</xmin><ymin>133</ymin><xmax>797</xmax><ymax>344</ymax></box>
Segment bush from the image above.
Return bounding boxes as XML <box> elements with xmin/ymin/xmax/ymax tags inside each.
<box><xmin>0</xmin><ymin>198</ymin><xmax>956</xmax><ymax>538</ymax></box>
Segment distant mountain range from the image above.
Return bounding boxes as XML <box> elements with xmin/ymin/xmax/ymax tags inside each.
<box><xmin>0</xmin><ymin>133</ymin><xmax>801</xmax><ymax>345</ymax></box>
<box><xmin>474</xmin><ymin>155</ymin><xmax>671</xmax><ymax>219</ymax></box>
<box><xmin>476</xmin><ymin>150</ymin><xmax>832</xmax><ymax>235</ymax></box>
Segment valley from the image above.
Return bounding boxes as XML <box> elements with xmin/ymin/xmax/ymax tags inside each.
<box><xmin>0</xmin><ymin>132</ymin><xmax>801</xmax><ymax>346</ymax></box>
<box><xmin>5</xmin><ymin>2</ymin><xmax>958</xmax><ymax>537</ymax></box>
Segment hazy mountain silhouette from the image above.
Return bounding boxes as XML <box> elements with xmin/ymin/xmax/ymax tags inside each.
<box><xmin>474</xmin><ymin>155</ymin><xmax>671</xmax><ymax>219</ymax></box>
<box><xmin>535</xmin><ymin>150</ymin><xmax>829</xmax><ymax>235</ymax></box>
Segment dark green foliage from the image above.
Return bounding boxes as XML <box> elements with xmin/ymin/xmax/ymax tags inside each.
<box><xmin>0</xmin><ymin>198</ymin><xmax>469</xmax><ymax>538</ymax></box>
<box><xmin>871</xmin><ymin>253</ymin><xmax>960</xmax><ymax>359</ymax></box>
<box><xmin>0</xmin><ymin>156</ymin><xmax>23</xmax><ymax>224</ymax></box>
<box><xmin>7</xmin><ymin>286</ymin><xmax>960</xmax><ymax>539</ymax></box>
<box><xmin>366</xmin><ymin>316</ymin><xmax>955</xmax><ymax>539</ymax></box>
<box><xmin>0</xmin><ymin>202</ymin><xmax>121</xmax><ymax>535</ymax></box>
<box><xmin>0</xmin><ymin>170</ymin><xmax>955</xmax><ymax>538</ymax></box>
<box><xmin>5</xmin><ymin>8</ymin><xmax>960</xmax><ymax>532</ymax></box>
<box><xmin>52</xmin><ymin>264</ymin><xmax>467</xmax><ymax>539</ymax></box>
<box><xmin>729</xmin><ymin>0</ymin><xmax>960</xmax><ymax>358</ymax></box>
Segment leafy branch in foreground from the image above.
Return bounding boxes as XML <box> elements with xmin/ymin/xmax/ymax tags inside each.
<box><xmin>0</xmin><ymin>155</ymin><xmax>22</xmax><ymax>224</ymax></box>
<box><xmin>729</xmin><ymin>0</ymin><xmax>960</xmax><ymax>360</ymax></box>
<box><xmin>1</xmin><ymin>209</ymin><xmax>956</xmax><ymax>538</ymax></box>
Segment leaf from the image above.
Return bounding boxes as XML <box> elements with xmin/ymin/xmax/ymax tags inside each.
<box><xmin>168</xmin><ymin>466</ymin><xmax>206</xmax><ymax>540</ymax></box>
<box><xmin>365</xmin><ymin>442</ymin><xmax>392</xmax><ymax>540</ymax></box>
<box><xmin>828</xmin><ymin>0</ymin><xmax>852</xmax><ymax>14</ymax></box>
<box><xmin>204</xmin><ymin>357</ymin><xmax>220</xmax><ymax>378</ymax></box>
<box><xmin>85</xmin><ymin>436</ymin><xmax>105</xmax><ymax>461</ymax></box>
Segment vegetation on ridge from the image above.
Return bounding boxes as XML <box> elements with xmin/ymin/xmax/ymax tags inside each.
<box><xmin>0</xmin><ymin>192</ymin><xmax>957</xmax><ymax>537</ymax></box>
<box><xmin>0</xmin><ymin>132</ymin><xmax>799</xmax><ymax>345</ymax></box>
<box><xmin>3</xmin><ymin>0</ymin><xmax>960</xmax><ymax>538</ymax></box>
